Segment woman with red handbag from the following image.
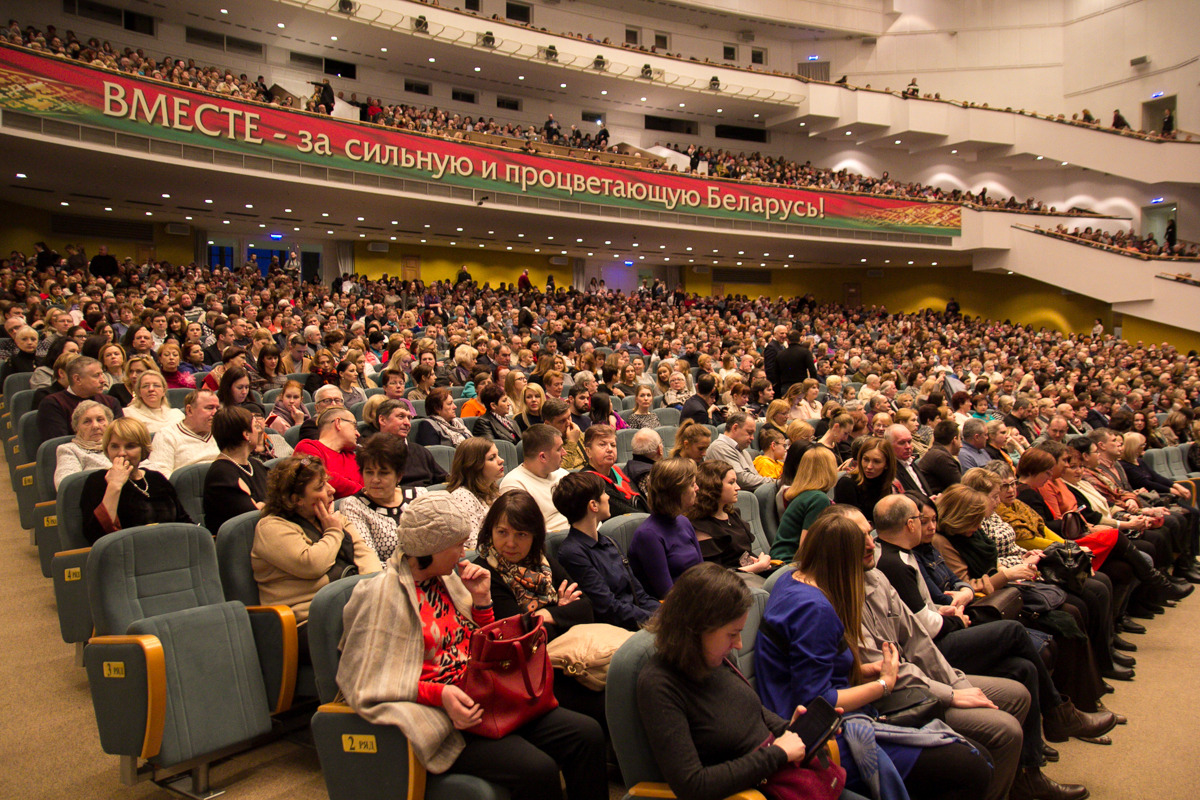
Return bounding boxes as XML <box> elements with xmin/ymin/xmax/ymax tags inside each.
<box><xmin>337</xmin><ymin>492</ymin><xmax>607</xmax><ymax>800</ymax></box>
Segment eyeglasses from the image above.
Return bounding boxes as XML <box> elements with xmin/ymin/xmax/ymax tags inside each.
<box><xmin>317</xmin><ymin>397</ymin><xmax>344</xmax><ymax>406</ymax></box>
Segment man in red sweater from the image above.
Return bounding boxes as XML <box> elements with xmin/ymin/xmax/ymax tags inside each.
<box><xmin>293</xmin><ymin>408</ymin><xmax>362</xmax><ymax>498</ymax></box>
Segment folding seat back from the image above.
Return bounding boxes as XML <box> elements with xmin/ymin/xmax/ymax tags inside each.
<box><xmin>544</xmin><ymin>530</ymin><xmax>569</xmax><ymax>563</ymax></box>
<box><xmin>83</xmin><ymin>524</ymin><xmax>276</xmax><ymax>779</ymax></box>
<box><xmin>263</xmin><ymin>389</ymin><xmax>283</xmax><ymax>406</ymax></box>
<box><xmin>428</xmin><ymin>445</ymin><xmax>456</xmax><ymax>475</ymax></box>
<box><xmin>494</xmin><ymin>440</ymin><xmax>520</xmax><ymax>473</ymax></box>
<box><xmin>754</xmin><ymin>482</ymin><xmax>780</xmax><ymax>545</ymax></box>
<box><xmin>764</xmin><ymin>564</ymin><xmax>795</xmax><ymax>594</ymax></box>
<box><xmin>616</xmin><ymin>428</ymin><xmax>637</xmax><ymax>464</ymax></box>
<box><xmin>166</xmin><ymin>388</ymin><xmax>193</xmax><ymax>409</ymax></box>
<box><xmin>169</xmin><ymin>461</ymin><xmax>211</xmax><ymax>528</ymax></box>
<box><xmin>461</xmin><ymin>415</ymin><xmax>481</xmax><ymax>435</ymax></box>
<box><xmin>735</xmin><ymin>491</ymin><xmax>771</xmax><ymax>556</ymax></box>
<box><xmin>284</xmin><ymin>424</ymin><xmax>303</xmax><ymax>448</ymax></box>
<box><xmin>598</xmin><ymin>513</ymin><xmax>648</xmax><ymax>555</ymax></box>
<box><xmin>215</xmin><ymin>510</ymin><xmax>263</xmax><ymax>606</ymax></box>
<box><xmin>13</xmin><ymin>412</ymin><xmax>41</xmax><ymax>529</ymax></box>
<box><xmin>410</xmin><ymin>399</ymin><xmax>426</xmax><ymax>418</ymax></box>
<box><xmin>2</xmin><ymin>371</ymin><xmax>32</xmax><ymax>406</ymax></box>
<box><xmin>350</xmin><ymin>401</ymin><xmax>366</xmax><ymax>422</ymax></box>
<box><xmin>52</xmin><ymin>469</ymin><xmax>105</xmax><ymax>652</ymax></box>
<box><xmin>1143</xmin><ymin>448</ymin><xmax>1169</xmax><ymax>478</ymax></box>
<box><xmin>653</xmin><ymin>426</ymin><xmax>677</xmax><ymax>452</ymax></box>
<box><xmin>33</xmin><ymin>435</ymin><xmax>73</xmax><ymax>577</ymax></box>
<box><xmin>1163</xmin><ymin>446</ymin><xmax>1189</xmax><ymax>480</ymax></box>
<box><xmin>652</xmin><ymin>407</ymin><xmax>680</xmax><ymax>428</ymax></box>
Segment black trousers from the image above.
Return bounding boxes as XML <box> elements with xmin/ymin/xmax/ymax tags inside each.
<box><xmin>935</xmin><ymin>620</ymin><xmax>1055</xmax><ymax>766</ymax></box>
<box><xmin>905</xmin><ymin>735</ymin><xmax>994</xmax><ymax>800</ymax></box>
<box><xmin>452</xmin><ymin>706</ymin><xmax>607</xmax><ymax>800</ymax></box>
<box><xmin>1066</xmin><ymin>574</ymin><xmax>1114</xmax><ymax>672</ymax></box>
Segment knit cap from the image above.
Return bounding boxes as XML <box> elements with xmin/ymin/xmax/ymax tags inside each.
<box><xmin>395</xmin><ymin>492</ymin><xmax>474</xmax><ymax>557</ymax></box>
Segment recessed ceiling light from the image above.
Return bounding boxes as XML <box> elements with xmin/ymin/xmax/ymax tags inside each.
<box><xmin>518</xmin><ymin>233</ymin><xmax>524</xmax><ymax>238</ymax></box>
<box><xmin>450</xmin><ymin>242</ymin><xmax>456</xmax><ymax>245</ymax></box>
<box><xmin>738</xmin><ymin>250</ymin><xmax>744</xmax><ymax>255</ymax></box>
<box><xmin>717</xmin><ymin>108</ymin><xmax>723</xmax><ymax>113</ymax></box>
<box><xmin>222</xmin><ymin>220</ymin><xmax>230</xmax><ymax>224</ymax></box>
<box><xmin>561</xmin><ymin>250</ymin><xmax>567</xmax><ymax>254</ymax></box>
<box><xmin>60</xmin><ymin>201</ymin><xmax>68</xmax><ymax>206</ymax></box>
<box><xmin>428</xmin><ymin>57</ymin><xmax>436</xmax><ymax>63</ymax></box>
<box><xmin>588</xmin><ymin>252</ymin><xmax>593</xmax><ymax>256</ymax></box>
<box><xmin>322</xmin><ymin>212</ymin><xmax>329</xmax><ymax>217</ymax></box>
<box><xmin>488</xmin><ymin>230</ymin><xmax>494</xmax><ymax>235</ymax></box>
<box><xmin>359</xmin><ymin>234</ymin><xmax>366</xmax><ymax>238</ymax></box>
<box><xmin>420</xmin><ymin>238</ymin><xmax>426</xmax><ymax>242</ymax></box>
<box><xmin>248</xmin><ymin>243</ymin><xmax>255</xmax><ymax>248</ymax></box>
<box><xmin>161</xmin><ymin>193</ymin><xmax>170</xmax><ymax>198</ymax></box>
<box><xmin>475</xmin><ymin>67</ymin><xmax>481</xmax><ymax>72</ymax></box>
<box><xmin>799</xmin><ymin>122</ymin><xmax>806</xmax><ymax>127</ymax></box>
<box><xmin>1061</xmin><ymin>161</ymin><xmax>1068</xmax><ymax>166</ymax></box>
<box><xmin>737</xmin><ymin>261</ymin><xmax>742</xmax><ymax>266</ymax></box>
<box><xmin>908</xmin><ymin>260</ymin><xmax>914</xmax><ymax>265</ymax></box>
<box><xmin>640</xmin><ymin>97</ymin><xmax>647</xmax><ymax>102</ymax></box>
<box><xmin>208</xmin><ymin>240</ymin><xmax>214</xmax><ymax>245</ymax></box>
<box><xmin>328</xmin><ymin>230</ymin><xmax>334</xmax><ymax>234</ymax></box>
<box><xmin>547</xmin><ymin>236</ymin><xmax>554</xmax><ymax>240</ymax></box>
<box><xmin>357</xmin><ymin>216</ymin><xmax>366</xmax><ymax>221</ymax></box>
<box><xmin>145</xmin><ymin>211</ymin><xmax>153</xmax><ymax>216</ymax></box>
<box><xmin>1036</xmin><ymin>155</ymin><xmax>1043</xmax><ymax>160</ymax></box>
<box><xmin>220</xmin><ymin>9</ymin><xmax>227</xmax><ymax>14</ymax></box>
<box><xmin>664</xmin><ymin>257</ymin><xmax>670</xmax><ymax>262</ymax></box>
<box><xmin>457</xmin><ymin>227</ymin><xmax>463</xmax><ymax>232</ymax></box>
<box><xmin>104</xmin><ymin>207</ymin><xmax>112</xmax><ymax>212</ymax></box>
<box><xmin>480</xmin><ymin>244</ymin><xmax>486</xmax><ymax>248</ymax></box>
<box><xmin>506</xmin><ymin>246</ymin><xmax>512</xmax><ymax>250</ymax></box>
<box><xmin>788</xmin><ymin>254</ymin><xmax>794</xmax><ymax>258</ymax></box>
<box><xmin>689</xmin><ymin>259</ymin><xmax>694</xmax><ymax>263</ymax></box>
<box><xmin>204</xmin><ymin>199</ymin><xmax>213</xmax><ymax>204</ymax></box>
<box><xmin>560</xmin><ymin>83</ymin><xmax>567</xmax><ymax>88</ymax></box>
<box><xmin>245</xmin><ymin>204</ymin><xmax>254</xmax><ymax>209</ymax></box>
<box><xmin>331</xmin><ymin>36</ymin><xmax>338</xmax><ymax>41</ymax></box>
<box><xmin>380</xmin><ymin>47</ymin><xmax>388</xmax><ymax>53</ymax></box>
<box><xmin>894</xmin><ymin>140</ymin><xmax>901</xmax><ymax>144</ymax></box>
<box><xmin>15</xmin><ymin>173</ymin><xmax>26</xmax><ymax>178</ymax></box>
<box><xmin>601</xmin><ymin>90</ymin><xmax>607</xmax><ymax>95</ymax></box>
<box><xmin>659</xmin><ymin>245</ymin><xmax>666</xmax><ymax>249</ymax></box>
<box><xmin>932</xmin><ymin>261</ymin><xmax>938</xmax><ymax>266</ymax></box>
<box><xmin>604</xmin><ymin>241</ymin><xmax>611</xmax><ymax>245</ymax></box>
<box><xmin>576</xmin><ymin>238</ymin><xmax>583</xmax><ymax>243</ymax></box>
<box><xmin>679</xmin><ymin>103</ymin><xmax>685</xmax><ymax>107</ymax></box>
<box><xmin>1007</xmin><ymin>270</ymin><xmax>1014</xmax><ymax>275</ymax></box>
<box><xmin>518</xmin><ymin>75</ymin><xmax>525</xmax><ymax>80</ymax></box>
<box><xmin>277</xmin><ymin>23</ymin><xmax>285</xmax><ymax>28</ymax></box>
<box><xmin>632</xmin><ymin>243</ymin><xmax>638</xmax><ymax>247</ymax></box>
<box><xmin>285</xmin><ymin>208</ymin><xmax>292</xmax><ymax>213</ymax></box>
<box><xmin>845</xmin><ymin>131</ymin><xmax>852</xmax><ymax>135</ymax></box>
<box><xmin>753</xmin><ymin>113</ymin><xmax>760</xmax><ymax>118</ymax></box>
<box><xmin>424</xmin><ymin>223</ymin><xmax>431</xmax><ymax>228</ymax></box>
<box><xmin>293</xmin><ymin>227</ymin><xmax>300</xmax><ymax>232</ymax></box>
<box><xmin>259</xmin><ymin>223</ymin><xmax>266</xmax><ymax>228</ymax></box>
<box><xmin>533</xmin><ymin>248</ymin><xmax>540</xmax><ymax>253</ymax></box>
<box><xmin>860</xmin><ymin>258</ymin><xmax>867</xmax><ymax>263</ymax></box>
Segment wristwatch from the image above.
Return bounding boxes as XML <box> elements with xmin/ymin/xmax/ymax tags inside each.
<box><xmin>877</xmin><ymin>678</ymin><xmax>892</xmax><ymax>697</ymax></box>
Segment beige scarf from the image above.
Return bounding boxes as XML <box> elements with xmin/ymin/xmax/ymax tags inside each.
<box><xmin>337</xmin><ymin>551</ymin><xmax>475</xmax><ymax>773</ymax></box>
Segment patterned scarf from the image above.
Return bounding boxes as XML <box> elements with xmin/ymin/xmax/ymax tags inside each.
<box><xmin>478</xmin><ymin>542</ymin><xmax>555</xmax><ymax>614</ymax></box>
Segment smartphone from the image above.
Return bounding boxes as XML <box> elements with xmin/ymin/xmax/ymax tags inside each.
<box><xmin>787</xmin><ymin>696</ymin><xmax>841</xmax><ymax>765</ymax></box>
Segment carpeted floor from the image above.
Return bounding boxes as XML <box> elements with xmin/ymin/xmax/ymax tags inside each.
<box><xmin>1</xmin><ymin>465</ymin><xmax>1198</xmax><ymax>800</ymax></box>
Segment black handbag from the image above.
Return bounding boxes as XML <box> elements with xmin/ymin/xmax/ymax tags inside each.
<box><xmin>872</xmin><ymin>686</ymin><xmax>942</xmax><ymax>728</ymax></box>
<box><xmin>1013</xmin><ymin>580</ymin><xmax>1067</xmax><ymax>621</ymax></box>
<box><xmin>1038</xmin><ymin>542</ymin><xmax>1093</xmax><ymax>595</ymax></box>
<box><xmin>965</xmin><ymin>586</ymin><xmax>1023</xmax><ymax>625</ymax></box>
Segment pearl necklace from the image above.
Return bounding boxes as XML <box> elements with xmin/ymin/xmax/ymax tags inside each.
<box><xmin>219</xmin><ymin>453</ymin><xmax>255</xmax><ymax>478</ymax></box>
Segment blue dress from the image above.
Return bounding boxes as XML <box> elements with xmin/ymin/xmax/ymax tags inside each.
<box><xmin>756</xmin><ymin>576</ymin><xmax>921</xmax><ymax>791</ymax></box>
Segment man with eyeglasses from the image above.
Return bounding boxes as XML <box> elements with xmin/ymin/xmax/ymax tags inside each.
<box><xmin>293</xmin><ymin>404</ymin><xmax>362</xmax><ymax>499</ymax></box>
<box><xmin>297</xmin><ymin>385</ymin><xmax>345</xmax><ymax>442</ymax></box>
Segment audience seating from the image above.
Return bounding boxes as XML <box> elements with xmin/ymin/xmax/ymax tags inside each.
<box><xmin>654</xmin><ymin>426</ymin><xmax>676</xmax><ymax>450</ymax></box>
<box><xmin>427</xmin><ymin>445</ymin><xmax>456</xmax><ymax>475</ymax></box>
<box><xmin>763</xmin><ymin>564</ymin><xmax>795</xmax><ymax>594</ymax></box>
<box><xmin>427</xmin><ymin>482</ymin><xmax>448</xmax><ymax>492</ymax></box>
<box><xmin>735</xmin><ymin>491</ymin><xmax>771</xmax><ymax>556</ymax></box>
<box><xmin>616</xmin><ymin>428</ymin><xmax>637</xmax><ymax>464</ymax></box>
<box><xmin>410</xmin><ymin>399</ymin><xmax>425</xmax><ymax>417</ymax></box>
<box><xmin>545</xmin><ymin>530</ymin><xmax>569</xmax><ymax>563</ymax></box>
<box><xmin>461</xmin><ymin>416</ymin><xmax>482</xmax><ymax>435</ymax></box>
<box><xmin>349</xmin><ymin>402</ymin><xmax>366</xmax><ymax>422</ymax></box>
<box><xmin>83</xmin><ymin>523</ymin><xmax>295</xmax><ymax>797</ymax></box>
<box><xmin>450</xmin><ymin>386</ymin><xmax>466</xmax><ymax>399</ymax></box>
<box><xmin>307</xmin><ymin>574</ymin><xmax>510</xmax><ymax>800</ymax></box>
<box><xmin>33</xmin><ymin>435</ymin><xmax>72</xmax><ymax>577</ymax></box>
<box><xmin>494</xmin><ymin>440</ymin><xmax>520</xmax><ymax>473</ymax></box>
<box><xmin>13</xmin><ymin>411</ymin><xmax>42</xmax><ymax>530</ymax></box>
<box><xmin>753</xmin><ymin>482</ymin><xmax>780</xmax><ymax>546</ymax></box>
<box><xmin>51</xmin><ymin>469</ymin><xmax>103</xmax><ymax>661</ymax></box>
<box><xmin>283</xmin><ymin>425</ymin><xmax>303</xmax><ymax>448</ymax></box>
<box><xmin>652</xmin><ymin>407</ymin><xmax>680</xmax><ymax>427</ymax></box>
<box><xmin>598</xmin><ymin>513</ymin><xmax>648</xmax><ymax>555</ymax></box>
<box><xmin>166</xmin><ymin>388</ymin><xmax>192</xmax><ymax>409</ymax></box>
<box><xmin>169</xmin><ymin>462</ymin><xmax>211</xmax><ymax>528</ymax></box>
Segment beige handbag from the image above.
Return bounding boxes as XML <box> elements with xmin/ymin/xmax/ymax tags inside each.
<box><xmin>545</xmin><ymin>623</ymin><xmax>634</xmax><ymax>690</ymax></box>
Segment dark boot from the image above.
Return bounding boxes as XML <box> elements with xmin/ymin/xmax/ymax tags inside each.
<box><xmin>1043</xmin><ymin>699</ymin><xmax>1117</xmax><ymax>743</ymax></box>
<box><xmin>1009</xmin><ymin>766</ymin><xmax>1089</xmax><ymax>800</ymax></box>
<box><xmin>1153</xmin><ymin>569</ymin><xmax>1194</xmax><ymax>601</ymax></box>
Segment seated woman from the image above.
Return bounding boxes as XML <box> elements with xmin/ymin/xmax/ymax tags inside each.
<box><xmin>662</xmin><ymin>371</ymin><xmax>693</xmax><ymax>409</ymax></box>
<box><xmin>762</xmin><ymin>399</ymin><xmax>791</xmax><ymax>442</ymax></box>
<box><xmin>54</xmin><ymin>399</ymin><xmax>113</xmax><ymax>490</ymax></box>
<box><xmin>475</xmin><ymin>383</ymin><xmax>521</xmax><ymax>444</ymax></box>
<box><xmin>303</xmin><ymin>348</ymin><xmax>340</xmax><ymax>395</ymax></box>
<box><xmin>833</xmin><ymin>436</ymin><xmax>897</xmax><ymax>524</ymax></box>
<box><xmin>794</xmin><ymin>378</ymin><xmax>824</xmax><ymax>421</ymax></box>
<box><xmin>472</xmin><ymin>490</ymin><xmax>607</xmax><ymax>726</ymax></box>
<box><xmin>203</xmin><ymin>346</ymin><xmax>248</xmax><ymax>392</ymax></box>
<box><xmin>514</xmin><ymin>382</ymin><xmax>545</xmax><ymax>433</ymax></box>
<box><xmin>668</xmin><ymin>419</ymin><xmax>711</xmax><ymax>464</ymax></box>
<box><xmin>80</xmin><ymin>417</ymin><xmax>193</xmax><ymax>544</ymax></box>
<box><xmin>581</xmin><ymin>424</ymin><xmax>647</xmax><ymax>516</ymax></box>
<box><xmin>445</xmin><ymin>437</ymin><xmax>505</xmax><ymax>548</ymax></box>
<box><xmin>417</xmin><ymin>386</ymin><xmax>472</xmax><ymax>447</ymax></box>
<box><xmin>268</xmin><ymin>379</ymin><xmax>311</xmax><ymax>434</ymax></box>
<box><xmin>553</xmin><ymin>472</ymin><xmax>660</xmax><ymax>630</ymax></box>
<box><xmin>253</xmin><ymin>456</ymin><xmax>380</xmax><ymax>656</ymax></box>
<box><xmin>202</xmin><ymin>406</ymin><xmax>270</xmax><ymax>536</ymax></box>
<box><xmin>629</xmin><ymin>457</ymin><xmax>703</xmax><ymax>599</ymax></box>
<box><xmin>688</xmin><ymin>461</ymin><xmax>773</xmax><ymax>585</ymax></box>
<box><xmin>757</xmin><ymin>508</ymin><xmax>992</xmax><ymax>800</ymax></box>
<box><xmin>122</xmin><ymin>369</ymin><xmax>183</xmax><ymax>436</ymax></box>
<box><xmin>336</xmin><ymin>359</ymin><xmax>367</xmax><ymax>407</ymax></box>
<box><xmin>772</xmin><ymin>446</ymin><xmax>838</xmax><ymax>561</ymax></box>
<box><xmin>638</xmin><ymin>561</ymin><xmax>866</xmax><ymax>800</ymax></box>
<box><xmin>588</xmin><ymin>393</ymin><xmax>626</xmax><ymax>431</ymax></box>
<box><xmin>156</xmin><ymin>342</ymin><xmax>194</xmax><ymax>390</ymax></box>
<box><xmin>252</xmin><ymin>344</ymin><xmax>288</xmax><ymax>394</ymax></box>
<box><xmin>337</xmin><ymin>491</ymin><xmax>606</xmax><ymax>800</ymax></box>
<box><xmin>107</xmin><ymin>353</ymin><xmax>155</xmax><ymax>408</ymax></box>
<box><xmin>0</xmin><ymin>324</ymin><xmax>39</xmax><ymax>384</ymax></box>
<box><xmin>98</xmin><ymin>342</ymin><xmax>126</xmax><ymax>392</ymax></box>
<box><xmin>339</xmin><ymin>433</ymin><xmax>424</xmax><ymax>561</ymax></box>
<box><xmin>625</xmin><ymin>385</ymin><xmax>658</xmax><ymax>430</ymax></box>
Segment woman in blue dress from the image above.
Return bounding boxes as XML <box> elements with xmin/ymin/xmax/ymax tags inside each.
<box><xmin>756</xmin><ymin>507</ymin><xmax>992</xmax><ymax>800</ymax></box>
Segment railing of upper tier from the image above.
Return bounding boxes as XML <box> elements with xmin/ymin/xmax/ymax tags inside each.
<box><xmin>280</xmin><ymin>0</ymin><xmax>805</xmax><ymax>105</ymax></box>
<box><xmin>1014</xmin><ymin>225</ymin><xmax>1200</xmax><ymax>261</ymax></box>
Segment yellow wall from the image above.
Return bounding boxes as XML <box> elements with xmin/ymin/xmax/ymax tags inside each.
<box><xmin>353</xmin><ymin>242</ymin><xmax>573</xmax><ymax>288</ymax></box>
<box><xmin>686</xmin><ymin>265</ymin><xmax>1113</xmax><ymax>337</ymax></box>
<box><xmin>0</xmin><ymin>200</ymin><xmax>195</xmax><ymax>267</ymax></box>
<box><xmin>1119</xmin><ymin>316</ymin><xmax>1200</xmax><ymax>353</ymax></box>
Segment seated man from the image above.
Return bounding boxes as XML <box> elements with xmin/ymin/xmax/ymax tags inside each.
<box><xmin>543</xmin><ymin>398</ymin><xmax>586</xmax><ymax>471</ymax></box>
<box><xmin>298</xmin><ymin>384</ymin><xmax>346</xmax><ymax>442</ymax></box>
<box><xmin>623</xmin><ymin>428</ymin><xmax>662</xmax><ymax>498</ymax></box>
<box><xmin>37</xmin><ymin>356</ymin><xmax>124</xmax><ymax>441</ymax></box>
<box><xmin>958</xmin><ymin>418</ymin><xmax>993</xmax><ymax>471</ymax></box>
<box><xmin>704</xmin><ymin>411</ymin><xmax>772</xmax><ymax>490</ymax></box>
<box><xmin>372</xmin><ymin>399</ymin><xmax>447</xmax><ymax>488</ymax></box>
<box><xmin>500</xmin><ymin>424</ymin><xmax>570</xmax><ymax>531</ymax></box>
<box><xmin>680</xmin><ymin>373</ymin><xmax>725</xmax><ymax>426</ymax></box>
<box><xmin>142</xmin><ymin>388</ymin><xmax>221</xmax><ymax>478</ymax></box>
<box><xmin>918</xmin><ymin>419</ymin><xmax>963</xmax><ymax>494</ymax></box>
<box><xmin>293</xmin><ymin>407</ymin><xmax>362</xmax><ymax>498</ymax></box>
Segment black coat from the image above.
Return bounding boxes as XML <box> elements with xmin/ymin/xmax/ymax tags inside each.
<box><xmin>775</xmin><ymin>345</ymin><xmax>818</xmax><ymax>393</ymax></box>
<box><xmin>475</xmin><ymin>412</ymin><xmax>520</xmax><ymax>444</ymax></box>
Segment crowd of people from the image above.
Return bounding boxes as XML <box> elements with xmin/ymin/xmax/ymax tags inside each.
<box><xmin>5</xmin><ymin>18</ymin><xmax>1142</xmax><ymax>220</ymax></box>
<box><xmin>5</xmin><ymin>233</ymin><xmax>1200</xmax><ymax>799</ymax></box>
<box><xmin>1033</xmin><ymin>221</ymin><xmax>1198</xmax><ymax>260</ymax></box>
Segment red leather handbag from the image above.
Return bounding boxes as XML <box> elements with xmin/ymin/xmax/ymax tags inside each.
<box><xmin>461</xmin><ymin>614</ymin><xmax>558</xmax><ymax>739</ymax></box>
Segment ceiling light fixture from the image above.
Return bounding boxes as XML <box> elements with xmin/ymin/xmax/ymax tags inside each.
<box><xmin>601</xmin><ymin>90</ymin><xmax>608</xmax><ymax>95</ymax></box>
<box><xmin>277</xmin><ymin>23</ymin><xmax>285</xmax><ymax>28</ymax></box>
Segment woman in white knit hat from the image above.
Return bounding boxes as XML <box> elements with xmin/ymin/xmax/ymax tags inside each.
<box><xmin>337</xmin><ymin>492</ymin><xmax>607</xmax><ymax>800</ymax></box>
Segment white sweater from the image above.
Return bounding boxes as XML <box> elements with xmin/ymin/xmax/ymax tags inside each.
<box><xmin>143</xmin><ymin>422</ymin><xmax>219</xmax><ymax>478</ymax></box>
<box><xmin>499</xmin><ymin>464</ymin><xmax>570</xmax><ymax>532</ymax></box>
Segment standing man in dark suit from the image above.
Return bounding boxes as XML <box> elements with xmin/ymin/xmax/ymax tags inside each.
<box><xmin>763</xmin><ymin>324</ymin><xmax>788</xmax><ymax>396</ymax></box>
<box><xmin>775</xmin><ymin>330</ymin><xmax>818</xmax><ymax>394</ymax></box>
